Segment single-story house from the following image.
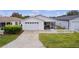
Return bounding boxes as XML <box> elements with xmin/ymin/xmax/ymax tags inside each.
<box><xmin>0</xmin><ymin>17</ymin><xmax>21</xmax><ymax>27</ymax></box>
<box><xmin>55</xmin><ymin>15</ymin><xmax>79</xmax><ymax>31</ymax></box>
<box><xmin>0</xmin><ymin>15</ymin><xmax>79</xmax><ymax>31</ymax></box>
<box><xmin>69</xmin><ymin>17</ymin><xmax>79</xmax><ymax>31</ymax></box>
<box><xmin>21</xmin><ymin>15</ymin><xmax>57</xmax><ymax>30</ymax></box>
<box><xmin>0</xmin><ymin>15</ymin><xmax>57</xmax><ymax>30</ymax></box>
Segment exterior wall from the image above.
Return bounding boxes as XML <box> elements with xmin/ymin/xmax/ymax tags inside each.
<box><xmin>39</xmin><ymin>22</ymin><xmax>44</xmax><ymax>30</ymax></box>
<box><xmin>56</xmin><ymin>20</ymin><xmax>69</xmax><ymax>29</ymax></box>
<box><xmin>12</xmin><ymin>21</ymin><xmax>20</xmax><ymax>25</ymax></box>
<box><xmin>21</xmin><ymin>18</ymin><xmax>44</xmax><ymax>30</ymax></box>
<box><xmin>69</xmin><ymin>18</ymin><xmax>79</xmax><ymax>31</ymax></box>
<box><xmin>12</xmin><ymin>21</ymin><xmax>15</xmax><ymax>25</ymax></box>
<box><xmin>20</xmin><ymin>16</ymin><xmax>57</xmax><ymax>30</ymax></box>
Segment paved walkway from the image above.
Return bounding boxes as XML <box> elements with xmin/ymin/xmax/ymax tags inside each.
<box><xmin>3</xmin><ymin>31</ymin><xmax>45</xmax><ymax>48</ymax></box>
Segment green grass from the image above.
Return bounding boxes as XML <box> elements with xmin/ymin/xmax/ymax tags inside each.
<box><xmin>39</xmin><ymin>32</ymin><xmax>79</xmax><ymax>48</ymax></box>
<box><xmin>0</xmin><ymin>34</ymin><xmax>19</xmax><ymax>47</ymax></box>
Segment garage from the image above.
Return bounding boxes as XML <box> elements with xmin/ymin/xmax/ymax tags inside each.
<box><xmin>22</xmin><ymin>22</ymin><xmax>40</xmax><ymax>30</ymax></box>
<box><xmin>21</xmin><ymin>17</ymin><xmax>44</xmax><ymax>30</ymax></box>
<box><xmin>21</xmin><ymin>15</ymin><xmax>56</xmax><ymax>30</ymax></box>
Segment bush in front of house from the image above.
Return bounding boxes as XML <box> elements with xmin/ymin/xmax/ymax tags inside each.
<box><xmin>4</xmin><ymin>25</ymin><xmax>22</xmax><ymax>34</ymax></box>
<box><xmin>56</xmin><ymin>25</ymin><xmax>65</xmax><ymax>29</ymax></box>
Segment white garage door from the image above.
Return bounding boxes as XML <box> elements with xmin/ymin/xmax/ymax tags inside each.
<box><xmin>23</xmin><ymin>22</ymin><xmax>40</xmax><ymax>30</ymax></box>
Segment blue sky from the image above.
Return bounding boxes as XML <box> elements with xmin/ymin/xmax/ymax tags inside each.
<box><xmin>0</xmin><ymin>10</ymin><xmax>69</xmax><ymax>17</ymax></box>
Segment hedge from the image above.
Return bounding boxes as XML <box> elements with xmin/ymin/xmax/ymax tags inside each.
<box><xmin>4</xmin><ymin>25</ymin><xmax>22</xmax><ymax>34</ymax></box>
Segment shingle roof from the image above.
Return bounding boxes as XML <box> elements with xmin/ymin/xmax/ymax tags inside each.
<box><xmin>0</xmin><ymin>17</ymin><xmax>21</xmax><ymax>22</ymax></box>
<box><xmin>24</xmin><ymin>15</ymin><xmax>56</xmax><ymax>22</ymax></box>
<box><xmin>35</xmin><ymin>15</ymin><xmax>56</xmax><ymax>22</ymax></box>
<box><xmin>54</xmin><ymin>15</ymin><xmax>79</xmax><ymax>21</ymax></box>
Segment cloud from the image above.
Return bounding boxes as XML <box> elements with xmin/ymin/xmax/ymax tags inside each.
<box><xmin>32</xmin><ymin>10</ymin><xmax>40</xmax><ymax>13</ymax></box>
<box><xmin>29</xmin><ymin>10</ymin><xmax>41</xmax><ymax>16</ymax></box>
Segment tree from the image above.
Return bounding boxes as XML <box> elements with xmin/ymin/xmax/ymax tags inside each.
<box><xmin>11</xmin><ymin>12</ymin><xmax>30</xmax><ymax>19</ymax></box>
<box><xmin>67</xmin><ymin>10</ymin><xmax>79</xmax><ymax>16</ymax></box>
<box><xmin>19</xmin><ymin>16</ymin><xmax>30</xmax><ymax>19</ymax></box>
<box><xmin>11</xmin><ymin>12</ymin><xmax>22</xmax><ymax>18</ymax></box>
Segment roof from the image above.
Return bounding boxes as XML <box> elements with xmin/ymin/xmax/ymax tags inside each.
<box><xmin>24</xmin><ymin>15</ymin><xmax>56</xmax><ymax>22</ymax></box>
<box><xmin>0</xmin><ymin>17</ymin><xmax>21</xmax><ymax>22</ymax></box>
<box><xmin>54</xmin><ymin>15</ymin><xmax>79</xmax><ymax>21</ymax></box>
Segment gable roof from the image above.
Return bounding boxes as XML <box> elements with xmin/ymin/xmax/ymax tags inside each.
<box><xmin>23</xmin><ymin>17</ymin><xmax>45</xmax><ymax>22</ymax></box>
<box><xmin>24</xmin><ymin>15</ymin><xmax>56</xmax><ymax>22</ymax></box>
<box><xmin>54</xmin><ymin>15</ymin><xmax>79</xmax><ymax>21</ymax></box>
<box><xmin>0</xmin><ymin>17</ymin><xmax>21</xmax><ymax>22</ymax></box>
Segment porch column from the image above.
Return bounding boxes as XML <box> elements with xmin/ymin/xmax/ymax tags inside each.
<box><xmin>50</xmin><ymin>22</ymin><xmax>55</xmax><ymax>29</ymax></box>
<box><xmin>68</xmin><ymin>20</ymin><xmax>70</xmax><ymax>29</ymax></box>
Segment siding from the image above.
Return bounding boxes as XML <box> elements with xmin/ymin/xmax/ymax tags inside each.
<box><xmin>69</xmin><ymin>18</ymin><xmax>79</xmax><ymax>31</ymax></box>
<box><xmin>56</xmin><ymin>20</ymin><xmax>69</xmax><ymax>29</ymax></box>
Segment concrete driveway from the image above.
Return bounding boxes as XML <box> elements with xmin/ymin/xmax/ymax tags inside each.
<box><xmin>2</xmin><ymin>29</ymin><xmax>72</xmax><ymax>48</ymax></box>
<box><xmin>3</xmin><ymin>31</ymin><xmax>45</xmax><ymax>48</ymax></box>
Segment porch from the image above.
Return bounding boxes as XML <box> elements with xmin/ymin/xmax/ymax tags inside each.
<box><xmin>44</xmin><ymin>22</ymin><xmax>55</xmax><ymax>30</ymax></box>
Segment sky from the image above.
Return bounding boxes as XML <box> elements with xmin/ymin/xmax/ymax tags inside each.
<box><xmin>0</xmin><ymin>10</ymin><xmax>70</xmax><ymax>17</ymax></box>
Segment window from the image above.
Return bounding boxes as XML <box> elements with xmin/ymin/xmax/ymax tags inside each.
<box><xmin>7</xmin><ymin>22</ymin><xmax>12</xmax><ymax>25</ymax></box>
<box><xmin>35</xmin><ymin>22</ymin><xmax>37</xmax><ymax>24</ymax></box>
<box><xmin>36</xmin><ymin>22</ymin><xmax>39</xmax><ymax>24</ymax></box>
<box><xmin>30</xmin><ymin>22</ymin><xmax>31</xmax><ymax>24</ymax></box>
<box><xmin>25</xmin><ymin>22</ymin><xmax>39</xmax><ymax>24</ymax></box>
<box><xmin>33</xmin><ymin>22</ymin><xmax>39</xmax><ymax>24</ymax></box>
<box><xmin>25</xmin><ymin>22</ymin><xmax>29</xmax><ymax>24</ymax></box>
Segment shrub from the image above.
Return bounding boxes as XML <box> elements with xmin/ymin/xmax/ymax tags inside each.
<box><xmin>1</xmin><ymin>27</ymin><xmax>4</xmax><ymax>30</ymax></box>
<box><xmin>56</xmin><ymin>25</ymin><xmax>65</xmax><ymax>29</ymax></box>
<box><xmin>4</xmin><ymin>25</ymin><xmax>22</xmax><ymax>34</ymax></box>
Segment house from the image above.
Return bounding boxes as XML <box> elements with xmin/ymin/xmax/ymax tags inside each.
<box><xmin>55</xmin><ymin>15</ymin><xmax>79</xmax><ymax>31</ymax></box>
<box><xmin>69</xmin><ymin>17</ymin><xmax>79</xmax><ymax>31</ymax></box>
<box><xmin>1</xmin><ymin>15</ymin><xmax>79</xmax><ymax>31</ymax></box>
<box><xmin>0</xmin><ymin>15</ymin><xmax>57</xmax><ymax>30</ymax></box>
<box><xmin>0</xmin><ymin>17</ymin><xmax>21</xmax><ymax>27</ymax></box>
<box><xmin>54</xmin><ymin>16</ymin><xmax>70</xmax><ymax>29</ymax></box>
<box><xmin>21</xmin><ymin>15</ymin><xmax>57</xmax><ymax>30</ymax></box>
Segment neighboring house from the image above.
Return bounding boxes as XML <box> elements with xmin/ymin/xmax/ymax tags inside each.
<box><xmin>21</xmin><ymin>15</ymin><xmax>57</xmax><ymax>30</ymax></box>
<box><xmin>0</xmin><ymin>17</ymin><xmax>21</xmax><ymax>27</ymax></box>
<box><xmin>54</xmin><ymin>15</ymin><xmax>79</xmax><ymax>31</ymax></box>
<box><xmin>69</xmin><ymin>17</ymin><xmax>79</xmax><ymax>31</ymax></box>
<box><xmin>54</xmin><ymin>16</ymin><xmax>70</xmax><ymax>29</ymax></box>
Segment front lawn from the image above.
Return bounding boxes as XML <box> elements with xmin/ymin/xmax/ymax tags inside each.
<box><xmin>0</xmin><ymin>34</ymin><xmax>19</xmax><ymax>47</ymax></box>
<box><xmin>39</xmin><ymin>33</ymin><xmax>79</xmax><ymax>48</ymax></box>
